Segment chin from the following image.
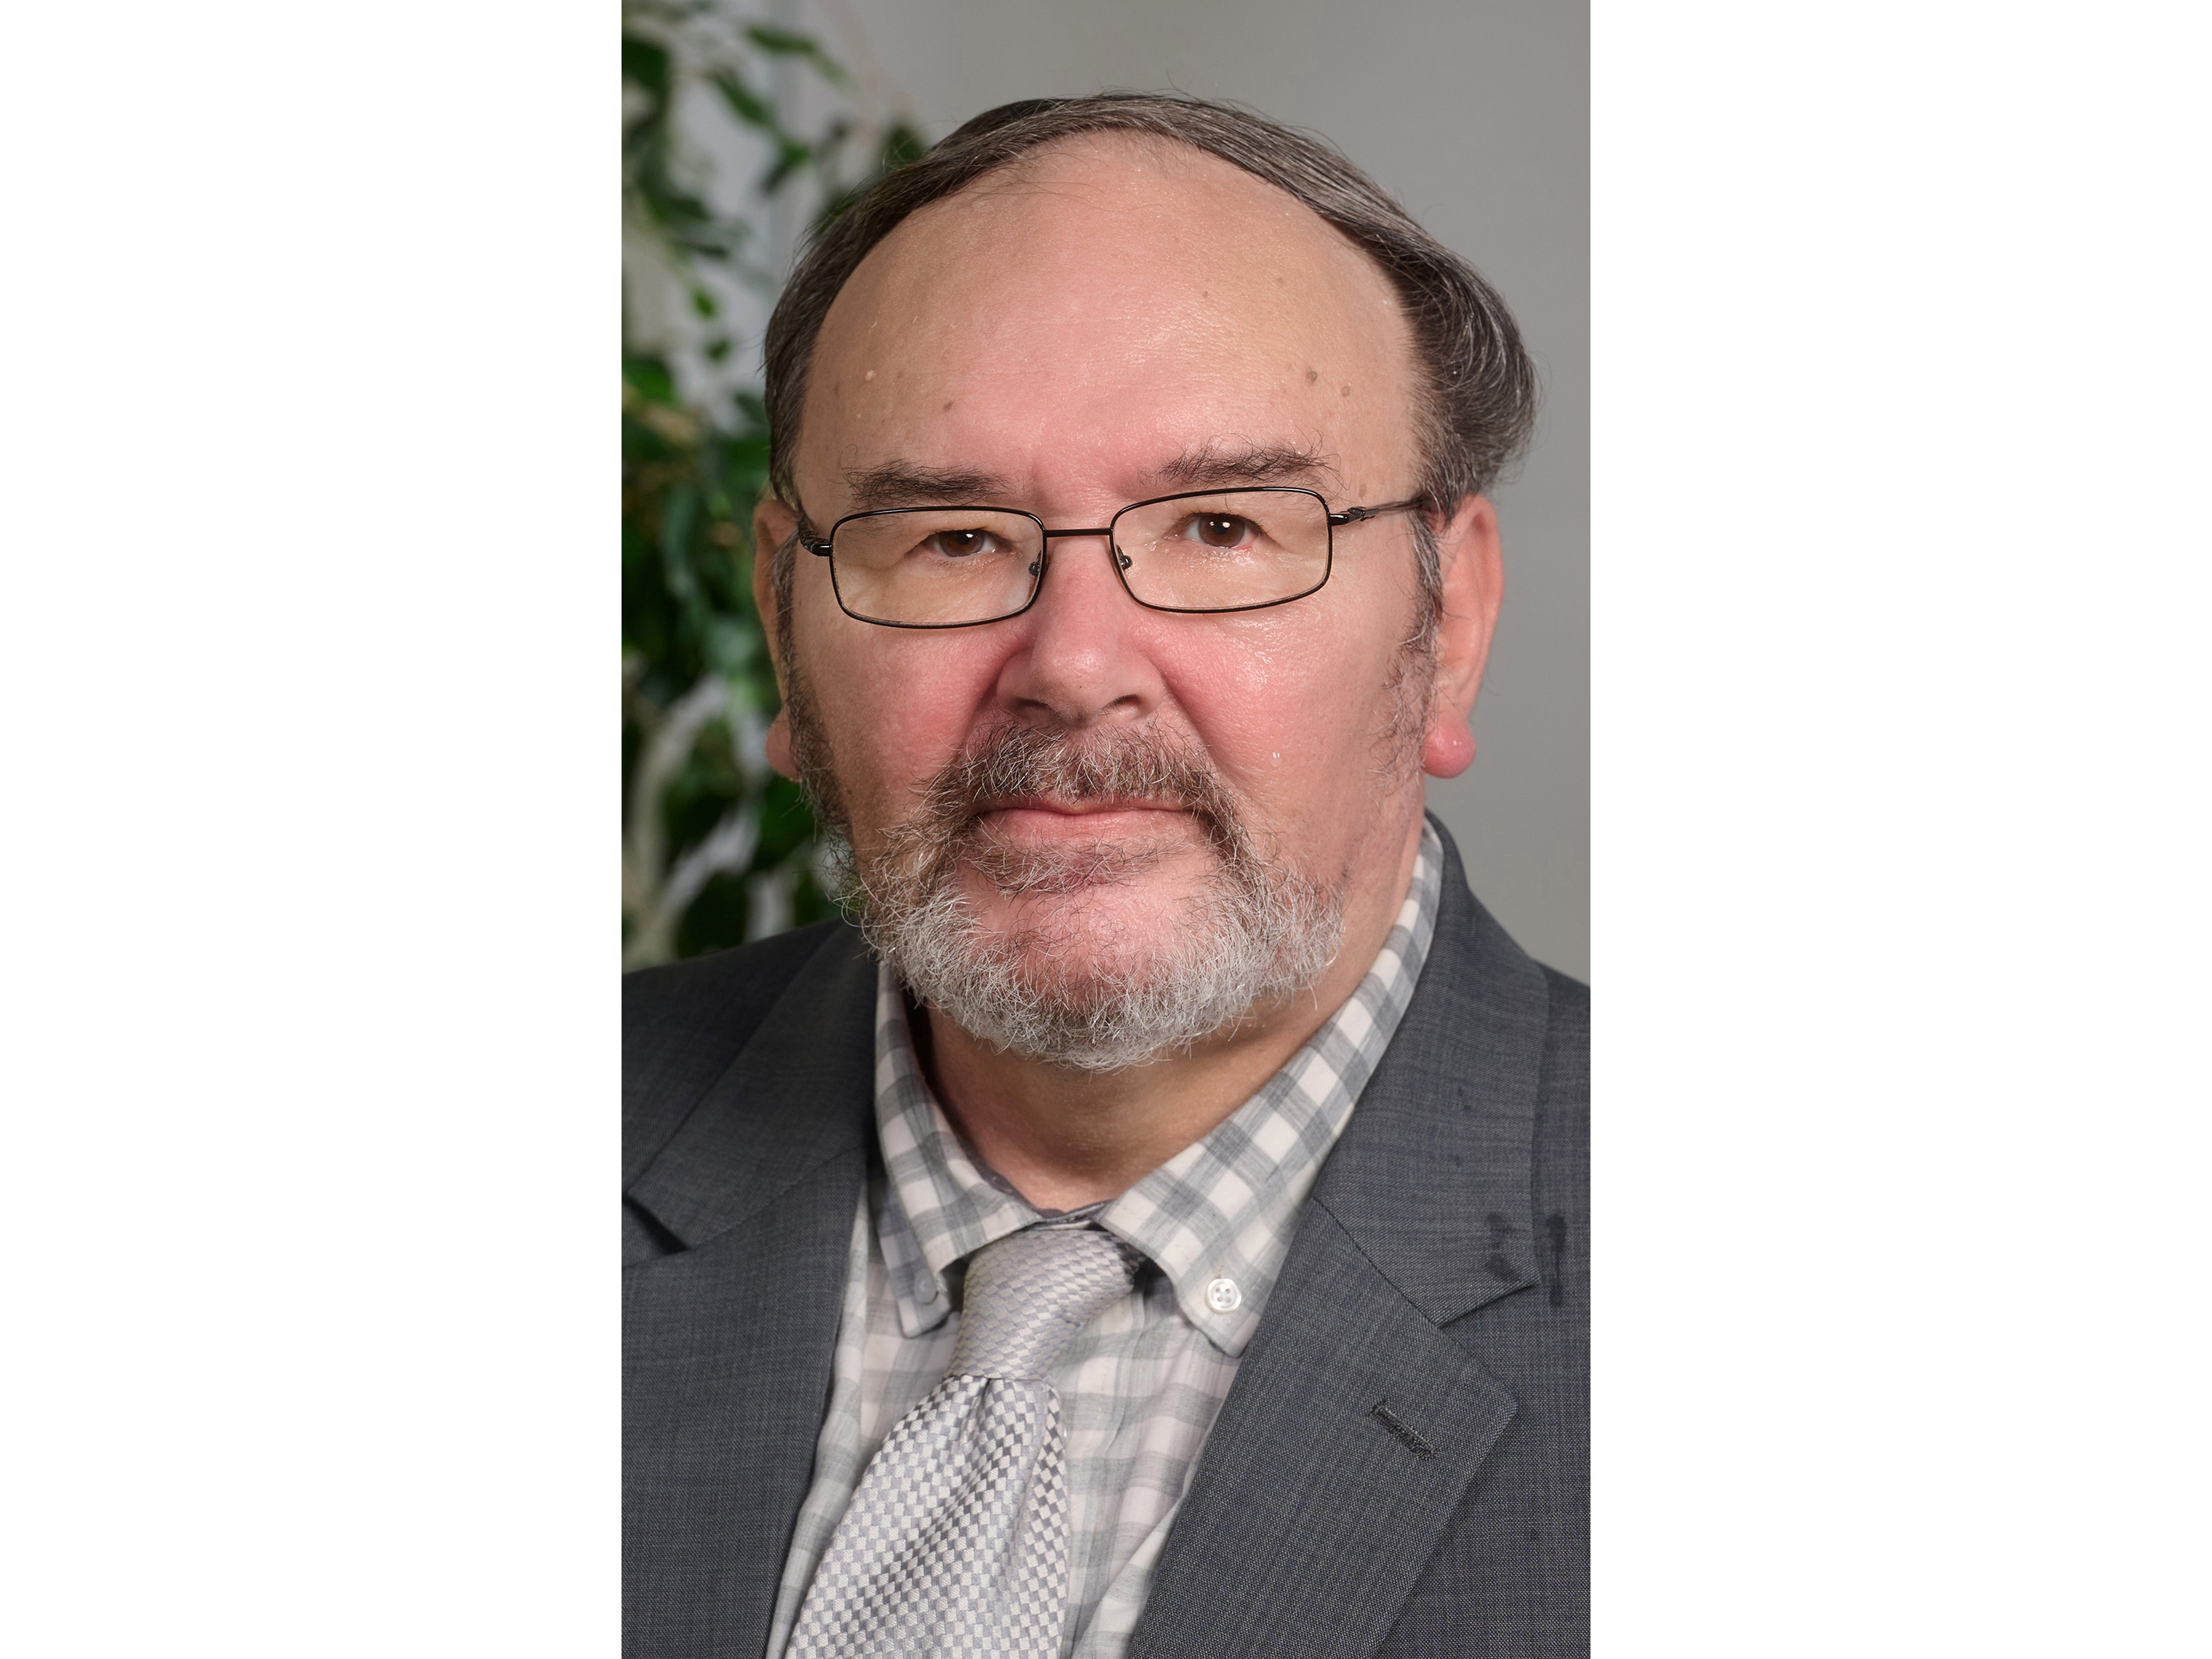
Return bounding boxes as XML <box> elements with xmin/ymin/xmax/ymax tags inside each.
<box><xmin>861</xmin><ymin>844</ymin><xmax>1346</xmax><ymax>1075</ymax></box>
<box><xmin>966</xmin><ymin>876</ymin><xmax>1207</xmax><ymax>987</ymax></box>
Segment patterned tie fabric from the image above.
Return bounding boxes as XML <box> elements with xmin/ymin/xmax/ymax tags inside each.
<box><xmin>789</xmin><ymin>1225</ymin><xmax>1142</xmax><ymax>1657</ymax></box>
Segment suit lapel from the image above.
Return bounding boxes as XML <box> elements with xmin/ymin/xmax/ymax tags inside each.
<box><xmin>1129</xmin><ymin>826</ymin><xmax>1552</xmax><ymax>1659</ymax></box>
<box><xmin>624</xmin><ymin>930</ymin><xmax>877</xmax><ymax>1659</ymax></box>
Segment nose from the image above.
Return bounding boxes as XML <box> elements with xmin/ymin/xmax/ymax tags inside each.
<box><xmin>993</xmin><ymin>530</ymin><xmax>1165</xmax><ymax>731</ymax></box>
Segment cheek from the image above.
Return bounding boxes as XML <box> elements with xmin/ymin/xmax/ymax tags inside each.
<box><xmin>1165</xmin><ymin>608</ymin><xmax>1407</xmax><ymax>801</ymax></box>
<box><xmin>800</xmin><ymin>615</ymin><xmax>1002</xmax><ymax>819</ymax></box>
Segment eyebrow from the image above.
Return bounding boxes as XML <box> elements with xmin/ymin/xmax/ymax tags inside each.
<box><xmin>1153</xmin><ymin>441</ymin><xmax>1343</xmax><ymax>494</ymax></box>
<box><xmin>841</xmin><ymin>463</ymin><xmax>1014</xmax><ymax>512</ymax></box>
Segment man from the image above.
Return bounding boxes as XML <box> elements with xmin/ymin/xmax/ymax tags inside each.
<box><xmin>625</xmin><ymin>94</ymin><xmax>1587</xmax><ymax>1659</ymax></box>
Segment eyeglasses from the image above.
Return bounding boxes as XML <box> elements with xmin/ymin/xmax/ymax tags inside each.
<box><xmin>798</xmin><ymin>487</ymin><xmax>1424</xmax><ymax>629</ymax></box>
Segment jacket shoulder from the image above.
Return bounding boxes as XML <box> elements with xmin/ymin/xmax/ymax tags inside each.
<box><xmin>622</xmin><ymin>920</ymin><xmax>865</xmax><ymax>1185</ymax></box>
<box><xmin>1537</xmin><ymin>964</ymin><xmax>1589</xmax><ymax>1106</ymax></box>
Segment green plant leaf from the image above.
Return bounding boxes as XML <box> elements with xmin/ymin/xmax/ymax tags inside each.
<box><xmin>742</xmin><ymin>23</ymin><xmax>851</xmax><ymax>85</ymax></box>
<box><xmin>622</xmin><ymin>354</ymin><xmax>678</xmax><ymax>406</ymax></box>
<box><xmin>660</xmin><ymin>485</ymin><xmax>700</xmax><ymax>603</ymax></box>
<box><xmin>710</xmin><ymin>70</ymin><xmax>776</xmax><ymax>132</ymax></box>
<box><xmin>621</xmin><ymin>32</ymin><xmax>670</xmax><ymax>96</ymax></box>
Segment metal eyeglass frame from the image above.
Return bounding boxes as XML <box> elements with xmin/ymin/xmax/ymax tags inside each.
<box><xmin>798</xmin><ymin>485</ymin><xmax>1426</xmax><ymax>629</ymax></box>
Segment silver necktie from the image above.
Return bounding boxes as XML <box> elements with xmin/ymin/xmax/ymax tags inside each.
<box><xmin>788</xmin><ymin>1224</ymin><xmax>1141</xmax><ymax>1658</ymax></box>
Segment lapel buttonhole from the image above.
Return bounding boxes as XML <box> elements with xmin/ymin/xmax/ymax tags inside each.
<box><xmin>1368</xmin><ymin>1398</ymin><xmax>1437</xmax><ymax>1460</ymax></box>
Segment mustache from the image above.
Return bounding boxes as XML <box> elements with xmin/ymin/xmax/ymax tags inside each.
<box><xmin>871</xmin><ymin>724</ymin><xmax>1251</xmax><ymax>900</ymax></box>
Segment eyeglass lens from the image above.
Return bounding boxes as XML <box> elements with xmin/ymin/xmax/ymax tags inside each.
<box><xmin>826</xmin><ymin>489</ymin><xmax>1332</xmax><ymax>626</ymax></box>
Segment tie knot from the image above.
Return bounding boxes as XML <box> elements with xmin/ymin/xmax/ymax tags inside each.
<box><xmin>949</xmin><ymin>1226</ymin><xmax>1140</xmax><ymax>1380</ymax></box>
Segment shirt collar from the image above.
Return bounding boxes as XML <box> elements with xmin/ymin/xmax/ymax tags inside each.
<box><xmin>872</xmin><ymin>819</ymin><xmax>1446</xmax><ymax>1354</ymax></box>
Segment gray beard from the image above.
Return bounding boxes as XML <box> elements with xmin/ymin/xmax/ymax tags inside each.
<box><xmin>801</xmin><ymin>716</ymin><xmax>1346</xmax><ymax>1073</ymax></box>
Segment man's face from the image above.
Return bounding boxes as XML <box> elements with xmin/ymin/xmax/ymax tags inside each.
<box><xmin>764</xmin><ymin>136</ymin><xmax>1473</xmax><ymax>1062</ymax></box>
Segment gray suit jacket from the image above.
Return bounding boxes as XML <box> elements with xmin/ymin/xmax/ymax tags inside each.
<box><xmin>625</xmin><ymin>823</ymin><xmax>1589</xmax><ymax>1657</ymax></box>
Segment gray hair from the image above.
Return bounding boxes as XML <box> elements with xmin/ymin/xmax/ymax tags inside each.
<box><xmin>761</xmin><ymin>93</ymin><xmax>1537</xmax><ymax>625</ymax></box>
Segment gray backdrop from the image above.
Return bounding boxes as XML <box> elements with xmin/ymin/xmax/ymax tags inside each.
<box><xmin>754</xmin><ymin>0</ymin><xmax>1589</xmax><ymax>979</ymax></box>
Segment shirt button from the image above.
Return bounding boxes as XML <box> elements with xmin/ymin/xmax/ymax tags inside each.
<box><xmin>1205</xmin><ymin>1277</ymin><xmax>1242</xmax><ymax>1313</ymax></box>
<box><xmin>919</xmin><ymin>1279</ymin><xmax>939</xmax><ymax>1303</ymax></box>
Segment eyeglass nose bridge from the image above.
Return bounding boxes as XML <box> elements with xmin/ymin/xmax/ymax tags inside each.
<box><xmin>1036</xmin><ymin>522</ymin><xmax>1133</xmax><ymax>577</ymax></box>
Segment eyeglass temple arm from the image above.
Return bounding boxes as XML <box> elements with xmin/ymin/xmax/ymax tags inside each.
<box><xmin>1327</xmin><ymin>498</ymin><xmax>1426</xmax><ymax>527</ymax></box>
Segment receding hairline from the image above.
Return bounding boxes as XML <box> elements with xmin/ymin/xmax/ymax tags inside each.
<box><xmin>902</xmin><ymin>125</ymin><xmax>1342</xmax><ymax>218</ymax></box>
<box><xmin>810</xmin><ymin>126</ymin><xmax>1408</xmax><ymax>344</ymax></box>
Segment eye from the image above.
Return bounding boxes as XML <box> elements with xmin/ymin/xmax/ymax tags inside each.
<box><xmin>1185</xmin><ymin>514</ymin><xmax>1256</xmax><ymax>549</ymax></box>
<box><xmin>921</xmin><ymin>527</ymin><xmax>999</xmax><ymax>559</ymax></box>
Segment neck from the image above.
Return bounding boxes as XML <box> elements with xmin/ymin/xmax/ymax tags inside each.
<box><xmin>918</xmin><ymin>810</ymin><xmax>1426</xmax><ymax>1211</ymax></box>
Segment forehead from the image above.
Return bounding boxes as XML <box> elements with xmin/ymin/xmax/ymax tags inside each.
<box><xmin>798</xmin><ymin>134</ymin><xmax>1418</xmax><ymax>506</ymax></box>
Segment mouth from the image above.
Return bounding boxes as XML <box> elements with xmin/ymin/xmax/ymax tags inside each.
<box><xmin>975</xmin><ymin>796</ymin><xmax>1197</xmax><ymax>839</ymax></box>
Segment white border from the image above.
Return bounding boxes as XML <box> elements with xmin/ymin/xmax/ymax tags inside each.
<box><xmin>4</xmin><ymin>3</ymin><xmax>615</xmax><ymax>1651</ymax></box>
<box><xmin>1595</xmin><ymin>1</ymin><xmax>2210</xmax><ymax>1650</ymax></box>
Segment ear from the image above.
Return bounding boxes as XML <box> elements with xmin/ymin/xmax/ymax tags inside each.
<box><xmin>1421</xmin><ymin>494</ymin><xmax>1504</xmax><ymax>780</ymax></box>
<box><xmin>752</xmin><ymin>495</ymin><xmax>801</xmax><ymax>780</ymax></box>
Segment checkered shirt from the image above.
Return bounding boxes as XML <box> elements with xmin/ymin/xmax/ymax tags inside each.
<box><xmin>764</xmin><ymin>820</ymin><xmax>1444</xmax><ymax>1659</ymax></box>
